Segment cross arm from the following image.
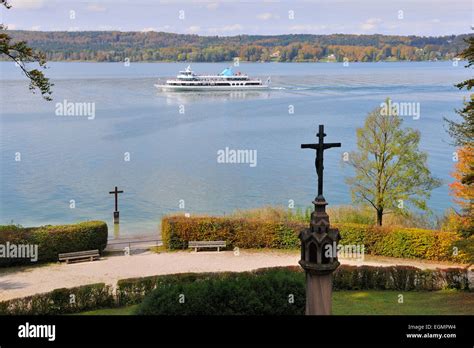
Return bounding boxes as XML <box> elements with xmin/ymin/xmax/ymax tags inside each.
<box><xmin>323</xmin><ymin>142</ymin><xmax>341</xmax><ymax>149</ymax></box>
<box><xmin>301</xmin><ymin>143</ymin><xmax>319</xmax><ymax>149</ymax></box>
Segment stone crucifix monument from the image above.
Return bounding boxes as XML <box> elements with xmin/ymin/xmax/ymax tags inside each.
<box><xmin>299</xmin><ymin>124</ymin><xmax>341</xmax><ymax>315</ymax></box>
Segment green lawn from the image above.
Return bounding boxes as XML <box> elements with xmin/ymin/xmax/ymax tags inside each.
<box><xmin>333</xmin><ymin>290</ymin><xmax>474</xmax><ymax>315</ymax></box>
<box><xmin>77</xmin><ymin>290</ymin><xmax>474</xmax><ymax>315</ymax></box>
<box><xmin>78</xmin><ymin>305</ymin><xmax>139</xmax><ymax>315</ymax></box>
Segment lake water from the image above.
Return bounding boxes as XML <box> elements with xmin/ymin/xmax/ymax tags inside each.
<box><xmin>0</xmin><ymin>61</ymin><xmax>471</xmax><ymax>237</ymax></box>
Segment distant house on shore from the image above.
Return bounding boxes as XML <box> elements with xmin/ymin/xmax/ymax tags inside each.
<box><xmin>270</xmin><ymin>51</ymin><xmax>280</xmax><ymax>60</ymax></box>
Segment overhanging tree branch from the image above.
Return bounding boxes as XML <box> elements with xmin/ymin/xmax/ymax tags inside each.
<box><xmin>0</xmin><ymin>1</ymin><xmax>53</xmax><ymax>100</ymax></box>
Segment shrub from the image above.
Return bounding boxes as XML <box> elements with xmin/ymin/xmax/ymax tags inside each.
<box><xmin>274</xmin><ymin>223</ymin><xmax>300</xmax><ymax>249</ymax></box>
<box><xmin>0</xmin><ymin>283</ymin><xmax>114</xmax><ymax>315</ymax></box>
<box><xmin>442</xmin><ymin>209</ymin><xmax>473</xmax><ymax>238</ymax></box>
<box><xmin>162</xmin><ymin>215</ymin><xmax>467</xmax><ymax>262</ymax></box>
<box><xmin>338</xmin><ymin>225</ymin><xmax>462</xmax><ymax>262</ymax></box>
<box><xmin>442</xmin><ymin>268</ymin><xmax>471</xmax><ymax>290</ymax></box>
<box><xmin>116</xmin><ymin>273</ymin><xmax>219</xmax><ymax>306</ymax></box>
<box><xmin>162</xmin><ymin>216</ymin><xmax>290</xmax><ymax>250</ymax></box>
<box><xmin>390</xmin><ymin>266</ymin><xmax>418</xmax><ymax>290</ymax></box>
<box><xmin>334</xmin><ymin>266</ymin><xmax>470</xmax><ymax>291</ymax></box>
<box><xmin>0</xmin><ymin>221</ymin><xmax>108</xmax><ymax>266</ymax></box>
<box><xmin>452</xmin><ymin>236</ymin><xmax>474</xmax><ymax>264</ymax></box>
<box><xmin>134</xmin><ymin>268</ymin><xmax>305</xmax><ymax>315</ymax></box>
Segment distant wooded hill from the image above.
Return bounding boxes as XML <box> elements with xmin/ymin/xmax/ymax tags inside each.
<box><xmin>5</xmin><ymin>31</ymin><xmax>471</xmax><ymax>62</ymax></box>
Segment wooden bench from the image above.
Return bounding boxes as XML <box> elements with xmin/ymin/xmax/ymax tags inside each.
<box><xmin>188</xmin><ymin>241</ymin><xmax>226</xmax><ymax>252</ymax></box>
<box><xmin>58</xmin><ymin>249</ymin><xmax>100</xmax><ymax>264</ymax></box>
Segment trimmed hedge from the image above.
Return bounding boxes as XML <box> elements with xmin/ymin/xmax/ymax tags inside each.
<box><xmin>116</xmin><ymin>272</ymin><xmax>225</xmax><ymax>306</ymax></box>
<box><xmin>0</xmin><ymin>283</ymin><xmax>114</xmax><ymax>315</ymax></box>
<box><xmin>162</xmin><ymin>216</ymin><xmax>301</xmax><ymax>250</ymax></box>
<box><xmin>0</xmin><ymin>221</ymin><xmax>108</xmax><ymax>266</ymax></box>
<box><xmin>333</xmin><ymin>223</ymin><xmax>463</xmax><ymax>262</ymax></box>
<box><xmin>161</xmin><ymin>216</ymin><xmax>469</xmax><ymax>262</ymax></box>
<box><xmin>333</xmin><ymin>265</ymin><xmax>470</xmax><ymax>291</ymax></box>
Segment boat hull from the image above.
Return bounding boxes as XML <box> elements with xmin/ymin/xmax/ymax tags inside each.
<box><xmin>155</xmin><ymin>84</ymin><xmax>269</xmax><ymax>91</ymax></box>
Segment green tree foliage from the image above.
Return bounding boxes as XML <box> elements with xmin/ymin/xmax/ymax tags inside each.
<box><xmin>445</xmin><ymin>35</ymin><xmax>474</xmax><ymax>147</ymax></box>
<box><xmin>345</xmin><ymin>101</ymin><xmax>441</xmax><ymax>225</ymax></box>
<box><xmin>0</xmin><ymin>0</ymin><xmax>53</xmax><ymax>100</ymax></box>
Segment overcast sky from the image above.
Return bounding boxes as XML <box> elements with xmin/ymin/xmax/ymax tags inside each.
<box><xmin>2</xmin><ymin>0</ymin><xmax>472</xmax><ymax>36</ymax></box>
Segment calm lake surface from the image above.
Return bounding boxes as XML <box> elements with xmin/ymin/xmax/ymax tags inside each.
<box><xmin>0</xmin><ymin>61</ymin><xmax>471</xmax><ymax>237</ymax></box>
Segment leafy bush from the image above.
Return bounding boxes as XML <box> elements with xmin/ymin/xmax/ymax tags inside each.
<box><xmin>324</xmin><ymin>223</ymin><xmax>463</xmax><ymax>262</ymax></box>
<box><xmin>334</xmin><ymin>265</ymin><xmax>389</xmax><ymax>290</ymax></box>
<box><xmin>452</xmin><ymin>236</ymin><xmax>474</xmax><ymax>264</ymax></box>
<box><xmin>134</xmin><ymin>268</ymin><xmax>305</xmax><ymax>315</ymax></box>
<box><xmin>0</xmin><ymin>221</ymin><xmax>108</xmax><ymax>266</ymax></box>
<box><xmin>333</xmin><ymin>266</ymin><xmax>470</xmax><ymax>291</ymax></box>
<box><xmin>161</xmin><ymin>216</ymin><xmax>468</xmax><ymax>262</ymax></box>
<box><xmin>116</xmin><ymin>273</ymin><xmax>219</xmax><ymax>306</ymax></box>
<box><xmin>162</xmin><ymin>216</ymin><xmax>297</xmax><ymax>250</ymax></box>
<box><xmin>0</xmin><ymin>283</ymin><xmax>114</xmax><ymax>315</ymax></box>
<box><xmin>274</xmin><ymin>224</ymin><xmax>300</xmax><ymax>249</ymax></box>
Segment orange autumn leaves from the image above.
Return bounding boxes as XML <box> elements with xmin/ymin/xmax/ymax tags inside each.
<box><xmin>449</xmin><ymin>145</ymin><xmax>474</xmax><ymax>235</ymax></box>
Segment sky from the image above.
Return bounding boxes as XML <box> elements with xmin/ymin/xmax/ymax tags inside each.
<box><xmin>1</xmin><ymin>0</ymin><xmax>473</xmax><ymax>36</ymax></box>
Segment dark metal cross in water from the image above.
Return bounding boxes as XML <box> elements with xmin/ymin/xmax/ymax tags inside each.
<box><xmin>109</xmin><ymin>186</ymin><xmax>123</xmax><ymax>212</ymax></box>
<box><xmin>301</xmin><ymin>125</ymin><xmax>341</xmax><ymax>200</ymax></box>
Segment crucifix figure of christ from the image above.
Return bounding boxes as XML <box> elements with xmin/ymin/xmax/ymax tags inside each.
<box><xmin>301</xmin><ymin>124</ymin><xmax>341</xmax><ymax>201</ymax></box>
<box><xmin>299</xmin><ymin>124</ymin><xmax>342</xmax><ymax>316</ymax></box>
<box><xmin>109</xmin><ymin>186</ymin><xmax>123</xmax><ymax>224</ymax></box>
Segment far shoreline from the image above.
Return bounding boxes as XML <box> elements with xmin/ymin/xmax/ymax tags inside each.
<box><xmin>0</xmin><ymin>59</ymin><xmax>466</xmax><ymax>64</ymax></box>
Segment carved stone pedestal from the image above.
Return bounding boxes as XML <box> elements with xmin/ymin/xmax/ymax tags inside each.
<box><xmin>306</xmin><ymin>273</ymin><xmax>333</xmax><ymax>315</ymax></box>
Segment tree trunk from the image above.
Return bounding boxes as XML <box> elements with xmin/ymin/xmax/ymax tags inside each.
<box><xmin>376</xmin><ymin>209</ymin><xmax>383</xmax><ymax>226</ymax></box>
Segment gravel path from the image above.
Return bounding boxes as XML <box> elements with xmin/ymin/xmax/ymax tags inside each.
<box><xmin>0</xmin><ymin>250</ymin><xmax>471</xmax><ymax>301</ymax></box>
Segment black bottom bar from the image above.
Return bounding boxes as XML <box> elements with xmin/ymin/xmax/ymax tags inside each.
<box><xmin>0</xmin><ymin>315</ymin><xmax>472</xmax><ymax>347</ymax></box>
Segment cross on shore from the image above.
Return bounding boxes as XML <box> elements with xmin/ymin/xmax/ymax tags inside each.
<box><xmin>109</xmin><ymin>186</ymin><xmax>123</xmax><ymax>212</ymax></box>
<box><xmin>301</xmin><ymin>124</ymin><xmax>341</xmax><ymax>200</ymax></box>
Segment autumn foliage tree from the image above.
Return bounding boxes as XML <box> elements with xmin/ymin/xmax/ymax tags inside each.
<box><xmin>445</xmin><ymin>35</ymin><xmax>474</xmax><ymax>237</ymax></box>
<box><xmin>448</xmin><ymin>146</ymin><xmax>474</xmax><ymax>237</ymax></box>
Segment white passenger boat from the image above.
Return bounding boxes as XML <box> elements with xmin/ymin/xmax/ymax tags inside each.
<box><xmin>155</xmin><ymin>65</ymin><xmax>270</xmax><ymax>91</ymax></box>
